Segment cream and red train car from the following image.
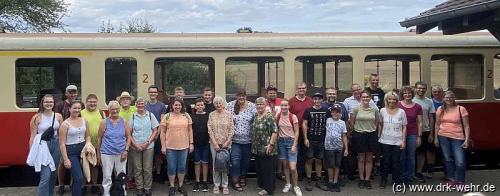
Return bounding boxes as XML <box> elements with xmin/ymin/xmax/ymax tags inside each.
<box><xmin>1</xmin><ymin>32</ymin><xmax>499</xmax><ymax>169</ymax></box>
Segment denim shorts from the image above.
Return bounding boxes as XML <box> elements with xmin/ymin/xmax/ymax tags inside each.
<box><xmin>194</xmin><ymin>143</ymin><xmax>210</xmax><ymax>164</ymax></box>
<box><xmin>278</xmin><ymin>137</ymin><xmax>297</xmax><ymax>162</ymax></box>
<box><xmin>166</xmin><ymin>149</ymin><xmax>188</xmax><ymax>176</ymax></box>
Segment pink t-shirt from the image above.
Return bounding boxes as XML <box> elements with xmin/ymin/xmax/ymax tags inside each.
<box><xmin>276</xmin><ymin>112</ymin><xmax>299</xmax><ymax>138</ymax></box>
<box><xmin>437</xmin><ymin>106</ymin><xmax>468</xmax><ymax>140</ymax></box>
<box><xmin>161</xmin><ymin>113</ymin><xmax>193</xmax><ymax>150</ymax></box>
<box><xmin>398</xmin><ymin>102</ymin><xmax>423</xmax><ymax>136</ymax></box>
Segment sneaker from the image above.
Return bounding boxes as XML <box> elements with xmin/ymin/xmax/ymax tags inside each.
<box><xmin>192</xmin><ymin>182</ymin><xmax>200</xmax><ymax>192</ymax></box>
<box><xmin>222</xmin><ymin>186</ymin><xmax>230</xmax><ymax>195</ymax></box>
<box><xmin>213</xmin><ymin>186</ymin><xmax>220</xmax><ymax>194</ymax></box>
<box><xmin>326</xmin><ymin>182</ymin><xmax>334</xmax><ymax>192</ymax></box>
<box><xmin>415</xmin><ymin>173</ymin><xmax>426</xmax><ymax>182</ymax></box>
<box><xmin>379</xmin><ymin>179</ymin><xmax>387</xmax><ymax>189</ymax></box>
<box><xmin>358</xmin><ymin>180</ymin><xmax>365</xmax><ymax>189</ymax></box>
<box><xmin>305</xmin><ymin>178</ymin><xmax>313</xmax><ymax>191</ymax></box>
<box><xmin>257</xmin><ymin>189</ymin><xmax>268</xmax><ymax>195</ymax></box>
<box><xmin>144</xmin><ymin>189</ymin><xmax>152</xmax><ymax>196</ymax></box>
<box><xmin>332</xmin><ymin>183</ymin><xmax>341</xmax><ymax>192</ymax></box>
<box><xmin>168</xmin><ymin>187</ymin><xmax>176</xmax><ymax>196</ymax></box>
<box><xmin>201</xmin><ymin>181</ymin><xmax>209</xmax><ymax>192</ymax></box>
<box><xmin>293</xmin><ymin>186</ymin><xmax>302</xmax><ymax>196</ymax></box>
<box><xmin>57</xmin><ymin>185</ymin><xmax>65</xmax><ymax>195</ymax></box>
<box><xmin>178</xmin><ymin>186</ymin><xmax>188</xmax><ymax>196</ymax></box>
<box><xmin>316</xmin><ymin>181</ymin><xmax>329</xmax><ymax>191</ymax></box>
<box><xmin>365</xmin><ymin>180</ymin><xmax>372</xmax><ymax>189</ymax></box>
<box><xmin>282</xmin><ymin>183</ymin><xmax>292</xmax><ymax>193</ymax></box>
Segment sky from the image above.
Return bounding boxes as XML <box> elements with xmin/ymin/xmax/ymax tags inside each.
<box><xmin>63</xmin><ymin>0</ymin><xmax>444</xmax><ymax>33</ymax></box>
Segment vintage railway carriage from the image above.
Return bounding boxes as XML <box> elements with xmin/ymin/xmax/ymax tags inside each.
<box><xmin>1</xmin><ymin>32</ymin><xmax>500</xmax><ymax>168</ymax></box>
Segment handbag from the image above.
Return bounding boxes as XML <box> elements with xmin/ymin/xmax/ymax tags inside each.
<box><xmin>458</xmin><ymin>106</ymin><xmax>473</xmax><ymax>149</ymax></box>
<box><xmin>214</xmin><ymin>148</ymin><xmax>230</xmax><ymax>172</ymax></box>
<box><xmin>40</xmin><ymin>113</ymin><xmax>56</xmax><ymax>141</ymax></box>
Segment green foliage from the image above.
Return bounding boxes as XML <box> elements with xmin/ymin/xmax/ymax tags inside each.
<box><xmin>16</xmin><ymin>67</ymin><xmax>54</xmax><ymax>97</ymax></box>
<box><xmin>0</xmin><ymin>0</ymin><xmax>68</xmax><ymax>32</ymax></box>
<box><xmin>99</xmin><ymin>17</ymin><xmax>157</xmax><ymax>33</ymax></box>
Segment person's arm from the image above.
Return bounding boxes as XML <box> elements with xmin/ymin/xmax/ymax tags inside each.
<box><xmin>428</xmin><ymin>112</ymin><xmax>435</xmax><ymax>143</ymax></box>
<box><xmin>187</xmin><ymin>114</ymin><xmax>194</xmax><ymax>153</ymax></box>
<box><xmin>121</xmin><ymin>120</ymin><xmax>131</xmax><ymax>162</ymax></box>
<box><xmin>342</xmin><ymin>133</ymin><xmax>349</xmax><ymax>156</ymax></box>
<box><xmin>59</xmin><ymin>121</ymin><xmax>71</xmax><ymax>169</ymax></box>
<box><xmin>128</xmin><ymin>119</ymin><xmax>140</xmax><ymax>151</ymax></box>
<box><xmin>96</xmin><ymin>120</ymin><xmax>105</xmax><ymax>165</ymax></box>
<box><xmin>434</xmin><ymin>109</ymin><xmax>442</xmax><ymax>147</ymax></box>
<box><xmin>207</xmin><ymin>114</ymin><xmax>220</xmax><ymax>150</ymax></box>
<box><xmin>28</xmin><ymin>114</ymin><xmax>39</xmax><ymax>147</ymax></box>
<box><xmin>160</xmin><ymin>116</ymin><xmax>167</xmax><ymax>155</ymax></box>
<box><xmin>401</xmin><ymin>125</ymin><xmax>407</xmax><ymax>149</ymax></box>
<box><xmin>416</xmin><ymin>114</ymin><xmax>423</xmax><ymax>147</ymax></box>
<box><xmin>84</xmin><ymin>119</ymin><xmax>91</xmax><ymax>144</ymax></box>
<box><xmin>266</xmin><ymin>115</ymin><xmax>278</xmax><ymax>155</ymax></box>
<box><xmin>223</xmin><ymin>113</ymin><xmax>234</xmax><ymax>149</ymax></box>
<box><xmin>462</xmin><ymin>107</ymin><xmax>471</xmax><ymax>149</ymax></box>
<box><xmin>292</xmin><ymin>116</ymin><xmax>299</xmax><ymax>153</ymax></box>
<box><xmin>302</xmin><ymin>119</ymin><xmax>309</xmax><ymax>147</ymax></box>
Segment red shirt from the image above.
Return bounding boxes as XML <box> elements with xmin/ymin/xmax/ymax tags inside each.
<box><xmin>266</xmin><ymin>98</ymin><xmax>283</xmax><ymax>115</ymax></box>
<box><xmin>288</xmin><ymin>96</ymin><xmax>313</xmax><ymax>129</ymax></box>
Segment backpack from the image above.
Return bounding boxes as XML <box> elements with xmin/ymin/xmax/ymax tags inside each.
<box><xmin>276</xmin><ymin>112</ymin><xmax>295</xmax><ymax>130</ymax></box>
<box><xmin>110</xmin><ymin>172</ymin><xmax>127</xmax><ymax>196</ymax></box>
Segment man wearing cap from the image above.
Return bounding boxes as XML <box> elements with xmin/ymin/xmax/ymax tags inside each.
<box><xmin>54</xmin><ymin>84</ymin><xmax>85</xmax><ymax>194</ymax></box>
<box><xmin>265</xmin><ymin>85</ymin><xmax>282</xmax><ymax>116</ymax></box>
<box><xmin>288</xmin><ymin>82</ymin><xmax>313</xmax><ymax>180</ymax></box>
<box><xmin>117</xmin><ymin>91</ymin><xmax>138</xmax><ymax>189</ymax></box>
<box><xmin>320</xmin><ymin>87</ymin><xmax>348</xmax><ymax>122</ymax></box>
<box><xmin>302</xmin><ymin>92</ymin><xmax>330</xmax><ymax>191</ymax></box>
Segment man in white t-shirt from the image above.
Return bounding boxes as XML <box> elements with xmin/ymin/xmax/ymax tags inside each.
<box><xmin>413</xmin><ymin>82</ymin><xmax>436</xmax><ymax>182</ymax></box>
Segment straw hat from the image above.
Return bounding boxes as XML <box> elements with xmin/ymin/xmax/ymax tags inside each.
<box><xmin>116</xmin><ymin>91</ymin><xmax>135</xmax><ymax>101</ymax></box>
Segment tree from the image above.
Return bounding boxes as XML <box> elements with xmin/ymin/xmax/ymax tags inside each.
<box><xmin>0</xmin><ymin>0</ymin><xmax>68</xmax><ymax>32</ymax></box>
<box><xmin>99</xmin><ymin>17</ymin><xmax>157</xmax><ymax>33</ymax></box>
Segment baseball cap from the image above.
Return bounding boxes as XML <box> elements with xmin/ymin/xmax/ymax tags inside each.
<box><xmin>330</xmin><ymin>104</ymin><xmax>342</xmax><ymax>112</ymax></box>
<box><xmin>66</xmin><ymin>85</ymin><xmax>77</xmax><ymax>92</ymax></box>
<box><xmin>312</xmin><ymin>92</ymin><xmax>323</xmax><ymax>99</ymax></box>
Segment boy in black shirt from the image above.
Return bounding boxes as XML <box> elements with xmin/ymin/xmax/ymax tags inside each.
<box><xmin>191</xmin><ymin>98</ymin><xmax>210</xmax><ymax>192</ymax></box>
<box><xmin>302</xmin><ymin>93</ymin><xmax>330</xmax><ymax>191</ymax></box>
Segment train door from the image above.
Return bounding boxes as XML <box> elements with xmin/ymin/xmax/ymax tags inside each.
<box><xmin>294</xmin><ymin>56</ymin><xmax>353</xmax><ymax>101</ymax></box>
<box><xmin>105</xmin><ymin>57</ymin><xmax>137</xmax><ymax>102</ymax></box>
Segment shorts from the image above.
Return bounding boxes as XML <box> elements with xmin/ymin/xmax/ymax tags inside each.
<box><xmin>418</xmin><ymin>131</ymin><xmax>437</xmax><ymax>153</ymax></box>
<box><xmin>305</xmin><ymin>140</ymin><xmax>324</xmax><ymax>160</ymax></box>
<box><xmin>351</xmin><ymin>131</ymin><xmax>378</xmax><ymax>154</ymax></box>
<box><xmin>194</xmin><ymin>143</ymin><xmax>210</xmax><ymax>164</ymax></box>
<box><xmin>278</xmin><ymin>137</ymin><xmax>297</xmax><ymax>162</ymax></box>
<box><xmin>325</xmin><ymin>150</ymin><xmax>342</xmax><ymax>168</ymax></box>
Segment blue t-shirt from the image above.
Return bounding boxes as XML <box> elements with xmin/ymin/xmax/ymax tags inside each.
<box><xmin>145</xmin><ymin>101</ymin><xmax>167</xmax><ymax>122</ymax></box>
<box><xmin>324</xmin><ymin>118</ymin><xmax>347</xmax><ymax>150</ymax></box>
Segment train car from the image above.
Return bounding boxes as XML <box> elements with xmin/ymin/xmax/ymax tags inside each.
<box><xmin>1</xmin><ymin>32</ymin><xmax>500</xmax><ymax>170</ymax></box>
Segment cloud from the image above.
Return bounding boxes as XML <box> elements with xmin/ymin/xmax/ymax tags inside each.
<box><xmin>60</xmin><ymin>0</ymin><xmax>443</xmax><ymax>32</ymax></box>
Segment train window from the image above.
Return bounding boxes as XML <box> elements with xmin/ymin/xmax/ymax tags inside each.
<box><xmin>364</xmin><ymin>55</ymin><xmax>420</xmax><ymax>91</ymax></box>
<box><xmin>494</xmin><ymin>54</ymin><xmax>500</xmax><ymax>99</ymax></box>
<box><xmin>105</xmin><ymin>57</ymin><xmax>137</xmax><ymax>102</ymax></box>
<box><xmin>431</xmin><ymin>55</ymin><xmax>483</xmax><ymax>100</ymax></box>
<box><xmin>15</xmin><ymin>58</ymin><xmax>81</xmax><ymax>108</ymax></box>
<box><xmin>294</xmin><ymin>56</ymin><xmax>353</xmax><ymax>100</ymax></box>
<box><xmin>155</xmin><ymin>57</ymin><xmax>215</xmax><ymax>98</ymax></box>
<box><xmin>225</xmin><ymin>57</ymin><xmax>284</xmax><ymax>100</ymax></box>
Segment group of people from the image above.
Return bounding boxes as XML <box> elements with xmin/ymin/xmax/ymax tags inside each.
<box><xmin>28</xmin><ymin>74</ymin><xmax>471</xmax><ymax>196</ymax></box>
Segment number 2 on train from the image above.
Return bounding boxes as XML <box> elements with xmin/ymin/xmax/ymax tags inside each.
<box><xmin>143</xmin><ymin>74</ymin><xmax>149</xmax><ymax>83</ymax></box>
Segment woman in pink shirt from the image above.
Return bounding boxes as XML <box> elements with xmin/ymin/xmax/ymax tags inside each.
<box><xmin>434</xmin><ymin>90</ymin><xmax>470</xmax><ymax>185</ymax></box>
<box><xmin>160</xmin><ymin>97</ymin><xmax>194</xmax><ymax>196</ymax></box>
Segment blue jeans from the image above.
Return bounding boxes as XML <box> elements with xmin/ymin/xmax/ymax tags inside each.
<box><xmin>381</xmin><ymin>144</ymin><xmax>402</xmax><ymax>183</ymax></box>
<box><xmin>278</xmin><ymin>137</ymin><xmax>297</xmax><ymax>162</ymax></box>
<box><xmin>166</xmin><ymin>149</ymin><xmax>188</xmax><ymax>176</ymax></box>
<box><xmin>438</xmin><ymin>136</ymin><xmax>466</xmax><ymax>183</ymax></box>
<box><xmin>37</xmin><ymin>138</ymin><xmax>61</xmax><ymax>196</ymax></box>
<box><xmin>66</xmin><ymin>142</ymin><xmax>85</xmax><ymax>196</ymax></box>
<box><xmin>230</xmin><ymin>143</ymin><xmax>252</xmax><ymax>178</ymax></box>
<box><xmin>401</xmin><ymin>135</ymin><xmax>417</xmax><ymax>183</ymax></box>
<box><xmin>194</xmin><ymin>143</ymin><xmax>210</xmax><ymax>164</ymax></box>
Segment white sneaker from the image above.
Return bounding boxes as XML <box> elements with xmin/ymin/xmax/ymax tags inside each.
<box><xmin>258</xmin><ymin>189</ymin><xmax>268</xmax><ymax>195</ymax></box>
<box><xmin>294</xmin><ymin>186</ymin><xmax>302</xmax><ymax>196</ymax></box>
<box><xmin>282</xmin><ymin>184</ymin><xmax>292</xmax><ymax>193</ymax></box>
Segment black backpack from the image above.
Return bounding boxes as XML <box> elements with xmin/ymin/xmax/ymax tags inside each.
<box><xmin>110</xmin><ymin>172</ymin><xmax>127</xmax><ymax>196</ymax></box>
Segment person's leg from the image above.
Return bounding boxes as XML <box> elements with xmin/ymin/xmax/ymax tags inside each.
<box><xmin>255</xmin><ymin>156</ymin><xmax>264</xmax><ymax>189</ymax></box>
<box><xmin>100</xmin><ymin>154</ymin><xmax>113</xmax><ymax>196</ymax></box>
<box><xmin>365</xmin><ymin>152</ymin><xmax>374</xmax><ymax>181</ymax></box>
<box><xmin>451</xmin><ymin>139</ymin><xmax>466</xmax><ymax>183</ymax></box>
<box><xmin>358</xmin><ymin>153</ymin><xmax>366</xmax><ymax>180</ymax></box>
<box><xmin>210</xmin><ymin>144</ymin><xmax>221</xmax><ymax>188</ymax></box>
<box><xmin>392</xmin><ymin>146</ymin><xmax>403</xmax><ymax>184</ymax></box>
<box><xmin>194</xmin><ymin>146</ymin><xmax>202</xmax><ymax>183</ymax></box>
<box><xmin>129</xmin><ymin>149</ymin><xmax>143</xmax><ymax>190</ymax></box>
<box><xmin>314</xmin><ymin>143</ymin><xmax>324</xmax><ymax>179</ymax></box>
<box><xmin>305</xmin><ymin>159</ymin><xmax>313</xmax><ymax>178</ymax></box>
<box><xmin>166</xmin><ymin>149</ymin><xmax>178</xmax><ymax>187</ymax></box>
<box><xmin>114</xmin><ymin>154</ymin><xmax>128</xmax><ymax>195</ymax></box>
<box><xmin>438</xmin><ymin>136</ymin><xmax>455</xmax><ymax>181</ymax></box>
<box><xmin>426</xmin><ymin>150</ymin><xmax>436</xmax><ymax>175</ymax></box>
<box><xmin>265</xmin><ymin>156</ymin><xmax>277</xmax><ymax>194</ymax></box>
<box><xmin>314</xmin><ymin>159</ymin><xmax>323</xmax><ymax>179</ymax></box>
<box><xmin>67</xmin><ymin>143</ymin><xmax>84</xmax><ymax>196</ymax></box>
<box><xmin>380</xmin><ymin>144</ymin><xmax>390</xmax><ymax>182</ymax></box>
<box><xmin>240</xmin><ymin>143</ymin><xmax>252</xmax><ymax>178</ymax></box>
<box><xmin>416</xmin><ymin>150</ymin><xmax>425</xmax><ymax>174</ymax></box>
<box><xmin>91</xmin><ymin>166</ymin><xmax>99</xmax><ymax>186</ymax></box>
<box><xmin>282</xmin><ymin>160</ymin><xmax>291</xmax><ymax>185</ymax></box>
<box><xmin>230</xmin><ymin>143</ymin><xmax>242</xmax><ymax>187</ymax></box>
<box><xmin>143</xmin><ymin>148</ymin><xmax>154</xmax><ymax>191</ymax></box>
<box><xmin>201</xmin><ymin>144</ymin><xmax>210</xmax><ymax>182</ymax></box>
<box><xmin>177</xmin><ymin>149</ymin><xmax>189</xmax><ymax>187</ymax></box>
<box><xmin>37</xmin><ymin>165</ymin><xmax>51</xmax><ymax>196</ymax></box>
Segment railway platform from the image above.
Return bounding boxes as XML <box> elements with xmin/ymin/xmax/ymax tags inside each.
<box><xmin>0</xmin><ymin>169</ymin><xmax>498</xmax><ymax>195</ymax></box>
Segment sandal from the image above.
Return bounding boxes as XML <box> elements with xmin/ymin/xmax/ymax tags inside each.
<box><xmin>213</xmin><ymin>186</ymin><xmax>220</xmax><ymax>194</ymax></box>
<box><xmin>232</xmin><ymin>183</ymin><xmax>243</xmax><ymax>192</ymax></box>
<box><xmin>223</xmin><ymin>187</ymin><xmax>230</xmax><ymax>195</ymax></box>
<box><xmin>240</xmin><ymin>178</ymin><xmax>247</xmax><ymax>187</ymax></box>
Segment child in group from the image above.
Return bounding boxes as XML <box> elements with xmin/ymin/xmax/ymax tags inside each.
<box><xmin>324</xmin><ymin>104</ymin><xmax>349</xmax><ymax>192</ymax></box>
<box><xmin>191</xmin><ymin>98</ymin><xmax>210</xmax><ymax>192</ymax></box>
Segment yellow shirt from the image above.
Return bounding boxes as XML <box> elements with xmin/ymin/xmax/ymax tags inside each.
<box><xmin>119</xmin><ymin>106</ymin><xmax>137</xmax><ymax>123</ymax></box>
<box><xmin>81</xmin><ymin>109</ymin><xmax>104</xmax><ymax>146</ymax></box>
